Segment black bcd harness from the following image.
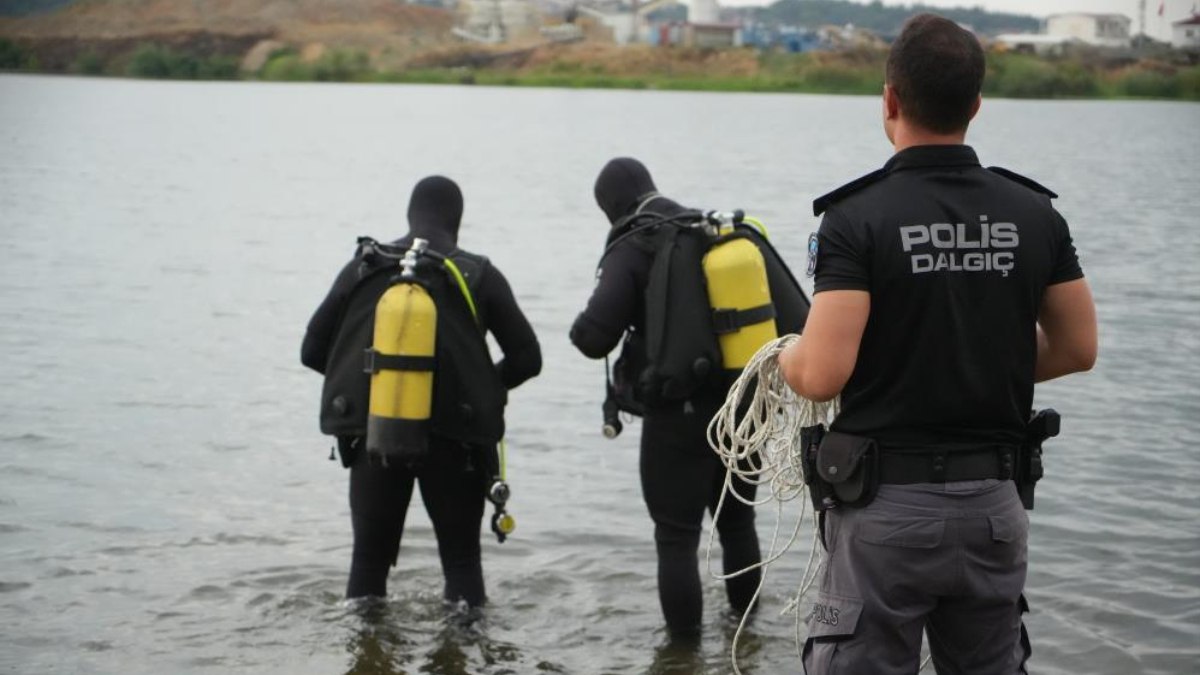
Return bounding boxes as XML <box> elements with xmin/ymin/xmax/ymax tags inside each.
<box><xmin>600</xmin><ymin>211</ymin><xmax>811</xmax><ymax>435</ymax></box>
<box><xmin>317</xmin><ymin>238</ymin><xmax>506</xmax><ymax>452</ymax></box>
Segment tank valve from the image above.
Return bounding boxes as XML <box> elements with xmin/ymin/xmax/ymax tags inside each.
<box><xmin>400</xmin><ymin>237</ymin><xmax>428</xmax><ymax>277</ymax></box>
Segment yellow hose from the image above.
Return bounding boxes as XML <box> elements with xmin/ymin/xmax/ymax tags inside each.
<box><xmin>441</xmin><ymin>258</ymin><xmax>478</xmax><ymax>320</ymax></box>
<box><xmin>742</xmin><ymin>215</ymin><xmax>769</xmax><ymax>238</ymax></box>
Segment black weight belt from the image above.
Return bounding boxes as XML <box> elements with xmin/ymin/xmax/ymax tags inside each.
<box><xmin>878</xmin><ymin>447</ymin><xmax>1017</xmax><ymax>484</ymax></box>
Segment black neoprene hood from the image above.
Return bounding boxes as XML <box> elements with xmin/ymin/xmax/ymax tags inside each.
<box><xmin>407</xmin><ymin>175</ymin><xmax>463</xmax><ymax>247</ymax></box>
<box><xmin>594</xmin><ymin>157</ymin><xmax>658</xmax><ymax>224</ymax></box>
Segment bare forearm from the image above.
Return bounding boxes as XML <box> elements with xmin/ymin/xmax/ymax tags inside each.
<box><xmin>1034</xmin><ymin>325</ymin><xmax>1096</xmax><ymax>383</ymax></box>
<box><xmin>1034</xmin><ymin>279</ymin><xmax>1098</xmax><ymax>383</ymax></box>
<box><xmin>779</xmin><ymin>337</ymin><xmax>841</xmax><ymax>402</ymax></box>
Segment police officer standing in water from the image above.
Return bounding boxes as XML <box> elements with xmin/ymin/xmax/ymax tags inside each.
<box><xmin>779</xmin><ymin>14</ymin><xmax>1098</xmax><ymax>674</ymax></box>
<box><xmin>301</xmin><ymin>175</ymin><xmax>541</xmax><ymax>606</ymax></box>
<box><xmin>571</xmin><ymin>158</ymin><xmax>810</xmax><ymax>640</ymax></box>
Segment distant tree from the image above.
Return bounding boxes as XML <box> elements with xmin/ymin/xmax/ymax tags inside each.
<box><xmin>73</xmin><ymin>50</ymin><xmax>104</xmax><ymax>75</ymax></box>
<box><xmin>755</xmin><ymin>0</ymin><xmax>1039</xmax><ymax>38</ymax></box>
<box><xmin>128</xmin><ymin>44</ymin><xmax>182</xmax><ymax>78</ymax></box>
<box><xmin>125</xmin><ymin>43</ymin><xmax>239</xmax><ymax>80</ymax></box>
<box><xmin>0</xmin><ymin>38</ymin><xmax>28</xmax><ymax>68</ymax></box>
<box><xmin>0</xmin><ymin>0</ymin><xmax>76</xmax><ymax>17</ymax></box>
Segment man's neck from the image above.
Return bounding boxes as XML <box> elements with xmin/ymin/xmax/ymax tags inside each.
<box><xmin>891</xmin><ymin>124</ymin><xmax>967</xmax><ymax>153</ymax></box>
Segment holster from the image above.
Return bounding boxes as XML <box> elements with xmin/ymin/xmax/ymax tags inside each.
<box><xmin>1016</xmin><ymin>408</ymin><xmax>1060</xmax><ymax>510</ymax></box>
<box><xmin>816</xmin><ymin>431</ymin><xmax>880</xmax><ymax>508</ymax></box>
<box><xmin>801</xmin><ymin>424</ymin><xmax>837</xmax><ymax>512</ymax></box>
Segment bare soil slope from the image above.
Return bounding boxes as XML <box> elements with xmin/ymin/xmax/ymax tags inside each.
<box><xmin>0</xmin><ymin>0</ymin><xmax>454</xmax><ymax>69</ymax></box>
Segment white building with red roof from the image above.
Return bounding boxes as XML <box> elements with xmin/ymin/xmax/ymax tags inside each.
<box><xmin>1046</xmin><ymin>12</ymin><xmax>1132</xmax><ymax>47</ymax></box>
<box><xmin>1172</xmin><ymin>13</ymin><xmax>1200</xmax><ymax>50</ymax></box>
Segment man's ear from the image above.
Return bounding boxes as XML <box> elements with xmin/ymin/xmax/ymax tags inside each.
<box><xmin>883</xmin><ymin>84</ymin><xmax>900</xmax><ymax>121</ymax></box>
<box><xmin>968</xmin><ymin>93</ymin><xmax>982</xmax><ymax>122</ymax></box>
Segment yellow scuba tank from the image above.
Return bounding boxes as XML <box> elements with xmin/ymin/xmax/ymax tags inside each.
<box><xmin>703</xmin><ymin>234</ymin><xmax>777</xmax><ymax>371</ymax></box>
<box><xmin>365</xmin><ymin>240</ymin><xmax>437</xmax><ymax>464</ymax></box>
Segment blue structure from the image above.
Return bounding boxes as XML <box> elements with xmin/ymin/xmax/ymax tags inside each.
<box><xmin>741</xmin><ymin>23</ymin><xmax>820</xmax><ymax>52</ymax></box>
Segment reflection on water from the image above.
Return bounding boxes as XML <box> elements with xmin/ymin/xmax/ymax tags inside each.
<box><xmin>341</xmin><ymin>599</ymin><xmax>533</xmax><ymax>675</ymax></box>
<box><xmin>646</xmin><ymin>636</ymin><xmax>705</xmax><ymax>675</ymax></box>
<box><xmin>334</xmin><ymin>582</ymin><xmax>774</xmax><ymax>674</ymax></box>
<box><xmin>0</xmin><ymin>75</ymin><xmax>1197</xmax><ymax>674</ymax></box>
<box><xmin>343</xmin><ymin>601</ymin><xmax>419</xmax><ymax>675</ymax></box>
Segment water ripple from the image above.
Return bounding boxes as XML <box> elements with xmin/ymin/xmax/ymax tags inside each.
<box><xmin>184</xmin><ymin>584</ymin><xmax>235</xmax><ymax>602</ymax></box>
<box><xmin>112</xmin><ymin>400</ymin><xmax>211</xmax><ymax>410</ymax></box>
<box><xmin>59</xmin><ymin>521</ymin><xmax>144</xmax><ymax>534</ymax></box>
<box><xmin>0</xmin><ymin>432</ymin><xmax>52</xmax><ymax>444</ymax></box>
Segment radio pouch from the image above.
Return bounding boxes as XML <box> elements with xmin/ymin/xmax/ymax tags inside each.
<box><xmin>816</xmin><ymin>432</ymin><xmax>880</xmax><ymax>508</ymax></box>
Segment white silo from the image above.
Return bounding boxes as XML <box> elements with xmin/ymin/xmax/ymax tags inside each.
<box><xmin>691</xmin><ymin>0</ymin><xmax>720</xmax><ymax>24</ymax></box>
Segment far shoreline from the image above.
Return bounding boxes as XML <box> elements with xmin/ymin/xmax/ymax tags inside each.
<box><xmin>3</xmin><ymin>41</ymin><xmax>1198</xmax><ymax>102</ymax></box>
<box><xmin>3</xmin><ymin>68</ymin><xmax>1197</xmax><ymax>105</ymax></box>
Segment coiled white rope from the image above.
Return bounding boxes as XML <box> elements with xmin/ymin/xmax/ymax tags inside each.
<box><xmin>706</xmin><ymin>334</ymin><xmax>937</xmax><ymax>672</ymax></box>
<box><xmin>705</xmin><ymin>334</ymin><xmax>839</xmax><ymax>674</ymax></box>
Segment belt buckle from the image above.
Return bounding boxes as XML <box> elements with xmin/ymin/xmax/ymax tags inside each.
<box><xmin>930</xmin><ymin>453</ymin><xmax>947</xmax><ymax>482</ymax></box>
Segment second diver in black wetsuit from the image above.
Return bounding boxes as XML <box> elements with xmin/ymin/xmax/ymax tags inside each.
<box><xmin>570</xmin><ymin>157</ymin><xmax>810</xmax><ymax>639</ymax></box>
<box><xmin>302</xmin><ymin>175</ymin><xmax>542</xmax><ymax>606</ymax></box>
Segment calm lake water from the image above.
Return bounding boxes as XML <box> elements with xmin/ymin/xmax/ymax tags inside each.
<box><xmin>1</xmin><ymin>74</ymin><xmax>1197</xmax><ymax>674</ymax></box>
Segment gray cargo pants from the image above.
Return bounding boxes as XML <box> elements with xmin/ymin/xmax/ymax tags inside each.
<box><xmin>802</xmin><ymin>479</ymin><xmax>1032</xmax><ymax>675</ymax></box>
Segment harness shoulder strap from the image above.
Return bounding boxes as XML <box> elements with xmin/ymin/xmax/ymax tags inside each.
<box><xmin>644</xmin><ymin>226</ymin><xmax>680</xmax><ymax>364</ymax></box>
<box><xmin>445</xmin><ymin>250</ymin><xmax>489</xmax><ymax>325</ymax></box>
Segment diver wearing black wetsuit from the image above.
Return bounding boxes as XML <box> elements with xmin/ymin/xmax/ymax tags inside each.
<box><xmin>302</xmin><ymin>176</ymin><xmax>541</xmax><ymax>605</ymax></box>
<box><xmin>569</xmin><ymin>158</ymin><xmax>762</xmax><ymax>639</ymax></box>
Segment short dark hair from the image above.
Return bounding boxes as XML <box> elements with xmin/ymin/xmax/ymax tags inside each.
<box><xmin>886</xmin><ymin>14</ymin><xmax>985</xmax><ymax>134</ymax></box>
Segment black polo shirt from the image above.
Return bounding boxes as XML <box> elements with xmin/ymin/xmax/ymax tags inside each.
<box><xmin>812</xmin><ymin>145</ymin><xmax>1083</xmax><ymax>451</ymax></box>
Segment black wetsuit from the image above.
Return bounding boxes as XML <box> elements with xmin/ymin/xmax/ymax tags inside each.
<box><xmin>302</xmin><ymin>179</ymin><xmax>541</xmax><ymax>605</ymax></box>
<box><xmin>571</xmin><ymin>190</ymin><xmax>762</xmax><ymax>638</ymax></box>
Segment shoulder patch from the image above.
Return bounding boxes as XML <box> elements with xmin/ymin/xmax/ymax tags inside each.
<box><xmin>987</xmin><ymin>166</ymin><xmax>1058</xmax><ymax>199</ymax></box>
<box><xmin>806</xmin><ymin>232</ymin><xmax>819</xmax><ymax>277</ymax></box>
<box><xmin>812</xmin><ymin>168</ymin><xmax>889</xmax><ymax>216</ymax></box>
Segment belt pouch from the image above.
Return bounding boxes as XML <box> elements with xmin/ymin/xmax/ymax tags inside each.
<box><xmin>816</xmin><ymin>432</ymin><xmax>879</xmax><ymax>508</ymax></box>
<box><xmin>801</xmin><ymin>424</ymin><xmax>837</xmax><ymax>511</ymax></box>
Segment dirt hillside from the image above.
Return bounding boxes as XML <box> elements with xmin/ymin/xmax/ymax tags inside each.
<box><xmin>0</xmin><ymin>0</ymin><xmax>456</xmax><ymax>69</ymax></box>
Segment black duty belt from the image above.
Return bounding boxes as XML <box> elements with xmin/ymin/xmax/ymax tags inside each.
<box><xmin>878</xmin><ymin>447</ymin><xmax>1016</xmax><ymax>485</ymax></box>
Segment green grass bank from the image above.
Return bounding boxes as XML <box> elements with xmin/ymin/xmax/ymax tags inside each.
<box><xmin>3</xmin><ymin>36</ymin><xmax>1198</xmax><ymax>101</ymax></box>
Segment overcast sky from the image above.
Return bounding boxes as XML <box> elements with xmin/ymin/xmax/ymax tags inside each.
<box><xmin>720</xmin><ymin>0</ymin><xmax>1198</xmax><ymax>40</ymax></box>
